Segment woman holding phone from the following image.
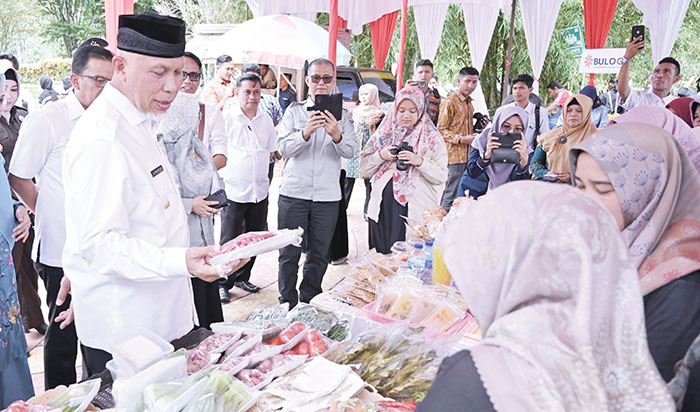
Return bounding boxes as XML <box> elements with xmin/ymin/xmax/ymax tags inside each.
<box><xmin>465</xmin><ymin>106</ymin><xmax>531</xmax><ymax>193</ymax></box>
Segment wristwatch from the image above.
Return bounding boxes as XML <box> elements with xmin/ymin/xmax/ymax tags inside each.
<box><xmin>620</xmin><ymin>56</ymin><xmax>630</xmax><ymax>64</ymax></box>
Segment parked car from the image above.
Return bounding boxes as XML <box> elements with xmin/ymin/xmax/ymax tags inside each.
<box><xmin>335</xmin><ymin>67</ymin><xmax>397</xmax><ymax>106</ymax></box>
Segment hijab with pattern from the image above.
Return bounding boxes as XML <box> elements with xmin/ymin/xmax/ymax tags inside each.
<box><xmin>608</xmin><ymin>106</ymin><xmax>700</xmax><ymax>175</ymax></box>
<box><xmin>537</xmin><ymin>94</ymin><xmax>597</xmax><ymax>175</ymax></box>
<box><xmin>352</xmin><ymin>83</ymin><xmax>383</xmax><ymax>124</ymax></box>
<box><xmin>442</xmin><ymin>181</ymin><xmax>674</xmax><ymax>412</ymax></box>
<box><xmin>474</xmin><ymin>105</ymin><xmax>529</xmax><ymax>190</ymax></box>
<box><xmin>362</xmin><ymin>86</ymin><xmax>445</xmax><ymax>205</ymax></box>
<box><xmin>570</xmin><ymin>122</ymin><xmax>700</xmax><ymax>294</ymax></box>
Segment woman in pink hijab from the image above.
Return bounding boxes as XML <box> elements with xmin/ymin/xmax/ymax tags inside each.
<box><xmin>417</xmin><ymin>182</ymin><xmax>673</xmax><ymax>412</ymax></box>
<box><xmin>570</xmin><ymin>122</ymin><xmax>700</xmax><ymax>382</ymax></box>
<box><xmin>608</xmin><ymin>106</ymin><xmax>700</xmax><ymax>173</ymax></box>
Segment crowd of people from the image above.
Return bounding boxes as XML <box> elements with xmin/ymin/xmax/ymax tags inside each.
<box><xmin>0</xmin><ymin>10</ymin><xmax>699</xmax><ymax>411</ymax></box>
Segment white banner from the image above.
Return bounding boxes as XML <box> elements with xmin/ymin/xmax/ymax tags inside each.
<box><xmin>579</xmin><ymin>48</ymin><xmax>626</xmax><ymax>74</ymax></box>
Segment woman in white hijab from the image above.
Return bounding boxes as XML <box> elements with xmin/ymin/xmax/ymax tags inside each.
<box><xmin>416</xmin><ymin>181</ymin><xmax>673</xmax><ymax>411</ymax></box>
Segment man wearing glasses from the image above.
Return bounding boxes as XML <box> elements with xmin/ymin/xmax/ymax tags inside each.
<box><xmin>8</xmin><ymin>41</ymin><xmax>113</xmax><ymax>389</ymax></box>
<box><xmin>276</xmin><ymin>58</ymin><xmax>357</xmax><ymax>307</ymax></box>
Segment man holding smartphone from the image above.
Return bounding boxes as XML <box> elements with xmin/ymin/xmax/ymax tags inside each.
<box><xmin>276</xmin><ymin>58</ymin><xmax>357</xmax><ymax>307</ymax></box>
<box><xmin>618</xmin><ymin>29</ymin><xmax>680</xmax><ymax>110</ymax></box>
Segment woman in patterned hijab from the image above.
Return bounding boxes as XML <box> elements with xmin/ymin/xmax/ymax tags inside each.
<box><xmin>418</xmin><ymin>182</ymin><xmax>673</xmax><ymax>412</ymax></box>
<box><xmin>360</xmin><ymin>86</ymin><xmax>447</xmax><ymax>253</ymax></box>
<box><xmin>570</xmin><ymin>122</ymin><xmax>700</xmax><ymax>381</ymax></box>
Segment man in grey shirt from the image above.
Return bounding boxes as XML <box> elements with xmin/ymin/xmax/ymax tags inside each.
<box><xmin>276</xmin><ymin>58</ymin><xmax>357</xmax><ymax>306</ymax></box>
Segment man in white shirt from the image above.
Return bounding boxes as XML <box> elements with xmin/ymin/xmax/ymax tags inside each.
<box><xmin>496</xmin><ymin>73</ymin><xmax>549</xmax><ymax>150</ymax></box>
<box><xmin>218</xmin><ymin>73</ymin><xmax>276</xmax><ymax>299</ymax></box>
<box><xmin>61</xmin><ymin>13</ymin><xmax>245</xmax><ymax>376</ymax></box>
<box><xmin>9</xmin><ymin>43</ymin><xmax>113</xmax><ymax>389</ymax></box>
<box><xmin>277</xmin><ymin>58</ymin><xmax>357</xmax><ymax>307</ymax></box>
<box><xmin>618</xmin><ymin>36</ymin><xmax>680</xmax><ymax>110</ymax></box>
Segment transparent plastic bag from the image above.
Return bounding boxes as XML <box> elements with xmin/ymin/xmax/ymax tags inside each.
<box><xmin>208</xmin><ymin>228</ymin><xmax>304</xmax><ymax>277</ymax></box>
<box><xmin>47</xmin><ymin>378</ymin><xmax>101</xmax><ymax>412</ymax></box>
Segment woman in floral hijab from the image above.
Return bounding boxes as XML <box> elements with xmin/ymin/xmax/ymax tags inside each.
<box><xmin>359</xmin><ymin>86</ymin><xmax>447</xmax><ymax>253</ymax></box>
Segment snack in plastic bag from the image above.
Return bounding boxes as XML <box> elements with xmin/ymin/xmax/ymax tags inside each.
<box><xmin>47</xmin><ymin>378</ymin><xmax>101</xmax><ymax>412</ymax></box>
<box><xmin>424</xmin><ymin>304</ymin><xmax>462</xmax><ymax>331</ymax></box>
<box><xmin>286</xmin><ymin>304</ymin><xmax>338</xmax><ymax>334</ymax></box>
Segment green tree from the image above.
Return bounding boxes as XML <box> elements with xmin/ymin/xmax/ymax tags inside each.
<box><xmin>38</xmin><ymin>0</ymin><xmax>105</xmax><ymax>56</ymax></box>
<box><xmin>154</xmin><ymin>0</ymin><xmax>250</xmax><ymax>32</ymax></box>
<box><xmin>0</xmin><ymin>0</ymin><xmax>40</xmax><ymax>54</ymax></box>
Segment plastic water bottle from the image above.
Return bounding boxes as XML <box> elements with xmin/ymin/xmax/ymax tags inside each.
<box><xmin>424</xmin><ymin>240</ymin><xmax>434</xmax><ymax>270</ymax></box>
<box><xmin>408</xmin><ymin>243</ymin><xmax>426</xmax><ymax>276</ymax></box>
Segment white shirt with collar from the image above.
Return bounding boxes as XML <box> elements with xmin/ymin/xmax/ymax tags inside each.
<box><xmin>9</xmin><ymin>91</ymin><xmax>84</xmax><ymax>267</ymax></box>
<box><xmin>201</xmin><ymin>103</ymin><xmax>227</xmax><ymax>158</ymax></box>
<box><xmin>62</xmin><ymin>83</ymin><xmax>196</xmax><ymax>352</ymax></box>
<box><xmin>220</xmin><ymin>103</ymin><xmax>276</xmax><ymax>203</ymax></box>
<box><xmin>623</xmin><ymin>88</ymin><xmax>676</xmax><ymax>110</ymax></box>
<box><xmin>277</xmin><ymin>100</ymin><xmax>357</xmax><ymax>202</ymax></box>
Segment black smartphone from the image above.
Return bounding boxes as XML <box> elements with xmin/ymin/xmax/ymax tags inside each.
<box><xmin>492</xmin><ymin>132</ymin><xmax>522</xmax><ymax>149</ymax></box>
<box><xmin>631</xmin><ymin>25</ymin><xmax>645</xmax><ymax>46</ymax></box>
<box><xmin>204</xmin><ymin>189</ymin><xmax>230</xmax><ymax>209</ymax></box>
<box><xmin>306</xmin><ymin>93</ymin><xmax>343</xmax><ymax>120</ymax></box>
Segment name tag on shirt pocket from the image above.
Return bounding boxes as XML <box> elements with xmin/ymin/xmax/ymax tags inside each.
<box><xmin>150</xmin><ymin>165</ymin><xmax>174</xmax><ymax>209</ymax></box>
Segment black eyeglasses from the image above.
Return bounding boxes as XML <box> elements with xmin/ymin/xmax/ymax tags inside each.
<box><xmin>77</xmin><ymin>74</ymin><xmax>111</xmax><ymax>88</ymax></box>
<box><xmin>183</xmin><ymin>71</ymin><xmax>202</xmax><ymax>81</ymax></box>
<box><xmin>309</xmin><ymin>75</ymin><xmax>334</xmax><ymax>84</ymax></box>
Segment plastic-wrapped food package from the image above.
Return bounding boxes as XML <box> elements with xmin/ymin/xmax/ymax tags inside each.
<box><xmin>187</xmin><ymin>348</ymin><xmax>219</xmax><ymax>374</ymax></box>
<box><xmin>143</xmin><ymin>374</ymin><xmax>209</xmax><ymax>412</ymax></box>
<box><xmin>207</xmin><ymin>229</ymin><xmax>304</xmax><ymax>277</ymax></box>
<box><xmin>211</xmin><ymin>304</ymin><xmax>289</xmax><ymax>335</ymax></box>
<box><xmin>195</xmin><ymin>332</ymin><xmax>241</xmax><ymax>353</ymax></box>
<box><xmin>3</xmin><ymin>402</ymin><xmax>53</xmax><ymax>412</ymax></box>
<box><xmin>235</xmin><ymin>369</ymin><xmax>268</xmax><ymax>389</ymax></box>
<box><xmin>113</xmin><ymin>349</ymin><xmax>187</xmax><ymax>412</ymax></box>
<box><xmin>47</xmin><ymin>378</ymin><xmax>101</xmax><ymax>412</ymax></box>
<box><xmin>364</xmin><ymin>400</ymin><xmax>418</xmax><ymax>412</ymax></box>
<box><xmin>221</xmin><ymin>334</ymin><xmax>262</xmax><ymax>361</ymax></box>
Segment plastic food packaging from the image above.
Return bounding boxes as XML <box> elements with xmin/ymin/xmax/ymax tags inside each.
<box><xmin>266</xmin><ymin>321</ymin><xmax>307</xmax><ymax>351</ymax></box>
<box><xmin>207</xmin><ymin>228</ymin><xmax>304</xmax><ymax>277</ymax></box>
<box><xmin>219</xmin><ymin>356</ymin><xmax>250</xmax><ymax>376</ymax></box>
<box><xmin>46</xmin><ymin>378</ymin><xmax>101</xmax><ymax>412</ymax></box>
<box><xmin>254</xmin><ymin>354</ymin><xmax>307</xmax><ymax>378</ymax></box>
<box><xmin>221</xmin><ymin>333</ymin><xmax>262</xmax><ymax>361</ymax></box>
<box><xmin>187</xmin><ymin>348</ymin><xmax>220</xmax><ymax>374</ymax></box>
<box><xmin>211</xmin><ymin>304</ymin><xmax>289</xmax><ymax>335</ymax></box>
<box><xmin>195</xmin><ymin>332</ymin><xmax>241</xmax><ymax>354</ymax></box>
<box><xmin>113</xmin><ymin>349</ymin><xmax>187</xmax><ymax>412</ymax></box>
<box><xmin>283</xmin><ymin>329</ymin><xmax>335</xmax><ymax>358</ymax></box>
<box><xmin>286</xmin><ymin>304</ymin><xmax>339</xmax><ymax>334</ymax></box>
<box><xmin>207</xmin><ymin>370</ymin><xmax>256</xmax><ymax>412</ymax></box>
<box><xmin>364</xmin><ymin>400</ymin><xmax>418</xmax><ymax>412</ymax></box>
<box><xmin>143</xmin><ymin>374</ymin><xmax>209</xmax><ymax>412</ymax></box>
<box><xmin>235</xmin><ymin>369</ymin><xmax>270</xmax><ymax>389</ymax></box>
<box><xmin>243</xmin><ymin>342</ymin><xmax>282</xmax><ymax>364</ymax></box>
<box><xmin>3</xmin><ymin>402</ymin><xmax>53</xmax><ymax>412</ymax></box>
<box><xmin>111</xmin><ymin>329</ymin><xmax>174</xmax><ymax>378</ymax></box>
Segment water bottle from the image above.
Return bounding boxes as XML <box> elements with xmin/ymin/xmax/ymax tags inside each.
<box><xmin>408</xmin><ymin>243</ymin><xmax>426</xmax><ymax>276</ymax></box>
<box><xmin>424</xmin><ymin>240</ymin><xmax>434</xmax><ymax>270</ymax></box>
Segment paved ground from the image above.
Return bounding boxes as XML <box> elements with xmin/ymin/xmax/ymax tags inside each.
<box><xmin>25</xmin><ymin>163</ymin><xmax>370</xmax><ymax>394</ymax></box>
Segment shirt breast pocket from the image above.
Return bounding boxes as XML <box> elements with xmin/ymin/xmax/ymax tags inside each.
<box><xmin>150</xmin><ymin>168</ymin><xmax>176</xmax><ymax>211</ymax></box>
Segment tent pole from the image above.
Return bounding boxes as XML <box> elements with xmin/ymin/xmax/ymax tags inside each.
<box><xmin>328</xmin><ymin>0</ymin><xmax>339</xmax><ymax>72</ymax></box>
<box><xmin>396</xmin><ymin>0</ymin><xmax>408</xmax><ymax>90</ymax></box>
<box><xmin>502</xmin><ymin>0</ymin><xmax>517</xmax><ymax>102</ymax></box>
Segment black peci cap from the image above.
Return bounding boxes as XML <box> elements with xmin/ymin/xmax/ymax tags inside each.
<box><xmin>117</xmin><ymin>13</ymin><xmax>186</xmax><ymax>58</ymax></box>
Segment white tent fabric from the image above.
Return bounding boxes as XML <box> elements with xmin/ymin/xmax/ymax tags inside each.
<box><xmin>291</xmin><ymin>12</ymin><xmax>318</xmax><ymax>22</ymax></box>
<box><xmin>413</xmin><ymin>3</ymin><xmax>450</xmax><ymax>61</ymax></box>
<box><xmin>461</xmin><ymin>2</ymin><xmax>500</xmax><ymax>72</ymax></box>
<box><xmin>631</xmin><ymin>0</ymin><xmax>691</xmax><ymax>66</ymax></box>
<box><xmin>519</xmin><ymin>0</ymin><xmax>562</xmax><ymax>93</ymax></box>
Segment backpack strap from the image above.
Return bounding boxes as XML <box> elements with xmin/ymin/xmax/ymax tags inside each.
<box><xmin>198</xmin><ymin>103</ymin><xmax>206</xmax><ymax>141</ymax></box>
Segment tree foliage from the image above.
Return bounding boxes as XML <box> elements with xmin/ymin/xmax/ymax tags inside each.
<box><xmin>0</xmin><ymin>0</ymin><xmax>39</xmax><ymax>54</ymax></box>
<box><xmin>37</xmin><ymin>0</ymin><xmax>105</xmax><ymax>56</ymax></box>
<box><xmin>154</xmin><ymin>0</ymin><xmax>250</xmax><ymax>32</ymax></box>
